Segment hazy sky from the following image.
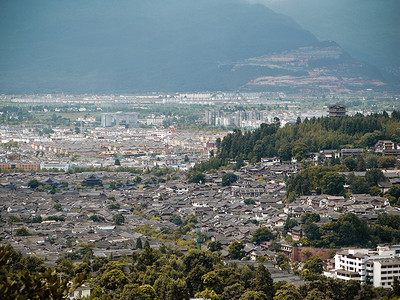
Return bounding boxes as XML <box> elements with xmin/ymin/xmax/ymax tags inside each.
<box><xmin>0</xmin><ymin>0</ymin><xmax>397</xmax><ymax>93</ymax></box>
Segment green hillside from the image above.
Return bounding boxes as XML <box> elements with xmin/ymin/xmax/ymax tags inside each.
<box><xmin>192</xmin><ymin>111</ymin><xmax>400</xmax><ymax>171</ymax></box>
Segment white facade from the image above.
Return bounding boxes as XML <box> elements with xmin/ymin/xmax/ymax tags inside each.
<box><xmin>334</xmin><ymin>249</ymin><xmax>369</xmax><ymax>282</ymax></box>
<box><xmin>369</xmin><ymin>258</ymin><xmax>400</xmax><ymax>288</ymax></box>
<box><xmin>101</xmin><ymin>112</ymin><xmax>138</xmax><ymax>127</ymax></box>
<box><xmin>69</xmin><ymin>284</ymin><xmax>91</xmax><ymax>299</ymax></box>
<box><xmin>40</xmin><ymin>162</ymin><xmax>70</xmax><ymax>171</ymax></box>
<box><xmin>327</xmin><ymin>245</ymin><xmax>400</xmax><ymax>288</ymax></box>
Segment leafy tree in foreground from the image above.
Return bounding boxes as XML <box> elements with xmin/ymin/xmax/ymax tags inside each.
<box><xmin>222</xmin><ymin>283</ymin><xmax>244</xmax><ymax>300</ymax></box>
<box><xmin>239</xmin><ymin>290</ymin><xmax>268</xmax><ymax>300</ymax></box>
<box><xmin>1</xmin><ymin>243</ymin><xmax>397</xmax><ymax>300</ymax></box>
<box><xmin>227</xmin><ymin>241</ymin><xmax>245</xmax><ymax>260</ymax></box>
<box><xmin>139</xmin><ymin>284</ymin><xmax>157</xmax><ymax>300</ymax></box>
<box><xmin>183</xmin><ymin>250</ymin><xmax>219</xmax><ymax>275</ymax></box>
<box><xmin>195</xmin><ymin>288</ymin><xmax>222</xmax><ymax>300</ymax></box>
<box><xmin>273</xmin><ymin>283</ymin><xmax>301</xmax><ymax>300</ymax></box>
<box><xmin>393</xmin><ymin>276</ymin><xmax>400</xmax><ymax>297</ymax></box>
<box><xmin>303</xmin><ymin>255</ymin><xmax>323</xmax><ymax>275</ymax></box>
<box><xmin>202</xmin><ymin>271</ymin><xmax>224</xmax><ymax>294</ymax></box>
<box><xmin>186</xmin><ymin>265</ymin><xmax>207</xmax><ymax>295</ymax></box>
<box><xmin>25</xmin><ymin>254</ymin><xmax>47</xmax><ymax>274</ymax></box>
<box><xmin>144</xmin><ymin>240</ymin><xmax>151</xmax><ymax>249</ymax></box>
<box><xmin>0</xmin><ymin>245</ymin><xmax>84</xmax><ymax>299</ymax></box>
<box><xmin>154</xmin><ymin>276</ymin><xmax>189</xmax><ymax>300</ymax></box>
<box><xmin>253</xmin><ymin>264</ymin><xmax>274</xmax><ymax>300</ymax></box>
<box><xmin>98</xmin><ymin>268</ymin><xmax>129</xmax><ymax>291</ymax></box>
<box><xmin>55</xmin><ymin>258</ymin><xmax>75</xmax><ymax>278</ymax></box>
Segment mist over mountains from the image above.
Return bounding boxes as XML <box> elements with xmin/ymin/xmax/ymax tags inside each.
<box><xmin>256</xmin><ymin>0</ymin><xmax>400</xmax><ymax>86</ymax></box>
<box><xmin>0</xmin><ymin>0</ymin><xmax>392</xmax><ymax>94</ymax></box>
<box><xmin>252</xmin><ymin>0</ymin><xmax>400</xmax><ymax>68</ymax></box>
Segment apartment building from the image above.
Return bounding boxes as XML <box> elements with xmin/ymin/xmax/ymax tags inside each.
<box><xmin>101</xmin><ymin>112</ymin><xmax>138</xmax><ymax>127</ymax></box>
<box><xmin>368</xmin><ymin>258</ymin><xmax>400</xmax><ymax>288</ymax></box>
<box><xmin>326</xmin><ymin>245</ymin><xmax>400</xmax><ymax>288</ymax></box>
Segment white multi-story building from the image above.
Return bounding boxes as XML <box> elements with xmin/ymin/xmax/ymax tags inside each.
<box><xmin>334</xmin><ymin>249</ymin><xmax>370</xmax><ymax>282</ymax></box>
<box><xmin>326</xmin><ymin>245</ymin><xmax>400</xmax><ymax>288</ymax></box>
<box><xmin>40</xmin><ymin>161</ymin><xmax>71</xmax><ymax>172</ymax></box>
<box><xmin>101</xmin><ymin>112</ymin><xmax>138</xmax><ymax>127</ymax></box>
<box><xmin>368</xmin><ymin>258</ymin><xmax>400</xmax><ymax>288</ymax></box>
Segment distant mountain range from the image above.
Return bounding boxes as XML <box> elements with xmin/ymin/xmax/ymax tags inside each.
<box><xmin>229</xmin><ymin>43</ymin><xmax>386</xmax><ymax>93</ymax></box>
<box><xmin>0</xmin><ymin>0</ymin><xmax>391</xmax><ymax>94</ymax></box>
<box><xmin>257</xmin><ymin>0</ymin><xmax>400</xmax><ymax>67</ymax></box>
<box><xmin>258</xmin><ymin>0</ymin><xmax>400</xmax><ymax>88</ymax></box>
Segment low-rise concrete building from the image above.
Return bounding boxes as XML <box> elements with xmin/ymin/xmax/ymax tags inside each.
<box><xmin>326</xmin><ymin>245</ymin><xmax>400</xmax><ymax>288</ymax></box>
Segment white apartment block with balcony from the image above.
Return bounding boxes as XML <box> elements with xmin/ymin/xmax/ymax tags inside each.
<box><xmin>334</xmin><ymin>249</ymin><xmax>369</xmax><ymax>282</ymax></box>
<box><xmin>326</xmin><ymin>245</ymin><xmax>400</xmax><ymax>288</ymax></box>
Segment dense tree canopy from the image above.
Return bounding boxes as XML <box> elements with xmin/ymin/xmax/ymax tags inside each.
<box><xmin>301</xmin><ymin>213</ymin><xmax>371</xmax><ymax>248</ymax></box>
<box><xmin>2</xmin><ymin>243</ymin><xmax>399</xmax><ymax>300</ymax></box>
<box><xmin>227</xmin><ymin>241</ymin><xmax>246</xmax><ymax>260</ymax></box>
<box><xmin>193</xmin><ymin>111</ymin><xmax>400</xmax><ymax>171</ymax></box>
